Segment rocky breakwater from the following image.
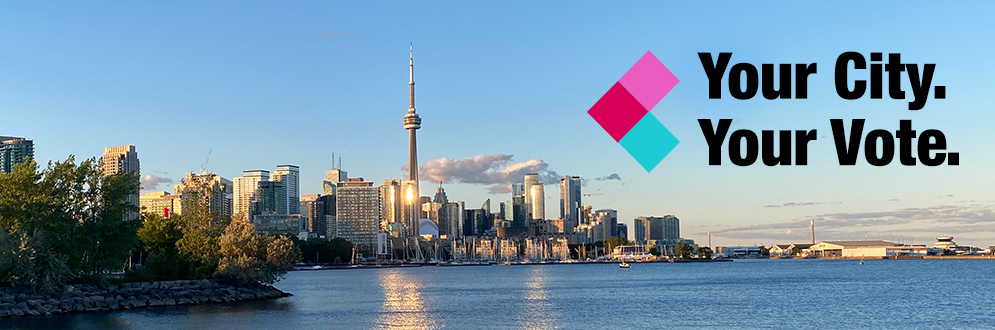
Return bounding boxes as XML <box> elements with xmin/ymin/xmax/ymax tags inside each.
<box><xmin>0</xmin><ymin>280</ymin><xmax>290</xmax><ymax>318</ymax></box>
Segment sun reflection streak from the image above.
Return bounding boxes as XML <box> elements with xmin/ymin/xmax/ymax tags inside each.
<box><xmin>520</xmin><ymin>266</ymin><xmax>559</xmax><ymax>330</ymax></box>
<box><xmin>376</xmin><ymin>269</ymin><xmax>437</xmax><ymax>330</ymax></box>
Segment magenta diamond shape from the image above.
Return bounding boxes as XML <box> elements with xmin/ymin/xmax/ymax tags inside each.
<box><xmin>587</xmin><ymin>82</ymin><xmax>648</xmax><ymax>142</ymax></box>
<box><xmin>618</xmin><ymin>51</ymin><xmax>679</xmax><ymax>111</ymax></box>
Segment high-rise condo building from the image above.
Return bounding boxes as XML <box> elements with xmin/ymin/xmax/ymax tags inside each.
<box><xmin>233</xmin><ymin>170</ymin><xmax>269</xmax><ymax>216</ymax></box>
<box><xmin>593</xmin><ymin>209</ymin><xmax>618</xmax><ymax>241</ymax></box>
<box><xmin>523</xmin><ymin>173</ymin><xmax>539</xmax><ymax>220</ymax></box>
<box><xmin>0</xmin><ymin>136</ymin><xmax>33</xmax><ymax>173</ymax></box>
<box><xmin>253</xmin><ymin>180</ymin><xmax>286</xmax><ymax>215</ymax></box>
<box><xmin>559</xmin><ymin>175</ymin><xmax>581</xmax><ymax>232</ymax></box>
<box><xmin>271</xmin><ymin>164</ymin><xmax>300</xmax><ymax>215</ymax></box>
<box><xmin>616</xmin><ymin>223</ymin><xmax>628</xmax><ymax>241</ymax></box>
<box><xmin>529</xmin><ymin>182</ymin><xmax>544</xmax><ymax>221</ymax></box>
<box><xmin>336</xmin><ymin>178</ymin><xmax>381</xmax><ymax>248</ymax></box>
<box><xmin>301</xmin><ymin>194</ymin><xmax>326</xmax><ymax>236</ymax></box>
<box><xmin>101</xmin><ymin>145</ymin><xmax>140</xmax><ymax>220</ymax></box>
<box><xmin>636</xmin><ymin>215</ymin><xmax>681</xmax><ymax>242</ymax></box>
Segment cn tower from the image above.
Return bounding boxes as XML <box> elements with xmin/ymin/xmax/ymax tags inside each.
<box><xmin>403</xmin><ymin>43</ymin><xmax>422</xmax><ymax>237</ymax></box>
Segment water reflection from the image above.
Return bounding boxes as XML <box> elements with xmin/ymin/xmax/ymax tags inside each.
<box><xmin>520</xmin><ymin>266</ymin><xmax>559</xmax><ymax>330</ymax></box>
<box><xmin>375</xmin><ymin>269</ymin><xmax>438</xmax><ymax>330</ymax></box>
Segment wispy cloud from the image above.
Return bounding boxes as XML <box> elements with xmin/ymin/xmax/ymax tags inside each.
<box><xmin>140</xmin><ymin>175</ymin><xmax>174</xmax><ymax>192</ymax></box>
<box><xmin>409</xmin><ymin>154</ymin><xmax>560</xmax><ymax>194</ymax></box>
<box><xmin>595</xmin><ymin>173</ymin><xmax>621</xmax><ymax>181</ymax></box>
<box><xmin>765</xmin><ymin>201</ymin><xmax>842</xmax><ymax>208</ymax></box>
<box><xmin>708</xmin><ymin>204</ymin><xmax>995</xmax><ymax>245</ymax></box>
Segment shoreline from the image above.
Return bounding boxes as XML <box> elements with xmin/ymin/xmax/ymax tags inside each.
<box><xmin>0</xmin><ymin>279</ymin><xmax>290</xmax><ymax>319</ymax></box>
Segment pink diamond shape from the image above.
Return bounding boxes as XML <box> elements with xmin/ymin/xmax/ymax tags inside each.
<box><xmin>618</xmin><ymin>51</ymin><xmax>679</xmax><ymax>111</ymax></box>
<box><xmin>588</xmin><ymin>82</ymin><xmax>648</xmax><ymax>142</ymax></box>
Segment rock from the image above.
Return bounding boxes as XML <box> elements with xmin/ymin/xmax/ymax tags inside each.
<box><xmin>73</xmin><ymin>303</ymin><xmax>85</xmax><ymax>312</ymax></box>
<box><xmin>163</xmin><ymin>298</ymin><xmax>176</xmax><ymax>306</ymax></box>
<box><xmin>148</xmin><ymin>299</ymin><xmax>163</xmax><ymax>307</ymax></box>
<box><xmin>107</xmin><ymin>298</ymin><xmax>119</xmax><ymax>310</ymax></box>
<box><xmin>177</xmin><ymin>298</ymin><xmax>194</xmax><ymax>305</ymax></box>
<box><xmin>47</xmin><ymin>298</ymin><xmax>60</xmax><ymax>306</ymax></box>
<box><xmin>25</xmin><ymin>308</ymin><xmax>40</xmax><ymax>316</ymax></box>
<box><xmin>11</xmin><ymin>307</ymin><xmax>24</xmax><ymax>317</ymax></box>
<box><xmin>0</xmin><ymin>308</ymin><xmax>10</xmax><ymax>318</ymax></box>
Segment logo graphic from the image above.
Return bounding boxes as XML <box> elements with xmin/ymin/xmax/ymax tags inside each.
<box><xmin>588</xmin><ymin>51</ymin><xmax>679</xmax><ymax>172</ymax></box>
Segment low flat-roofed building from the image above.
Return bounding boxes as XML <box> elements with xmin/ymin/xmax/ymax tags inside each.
<box><xmin>809</xmin><ymin>240</ymin><xmax>927</xmax><ymax>258</ymax></box>
<box><xmin>716</xmin><ymin>245</ymin><xmax>762</xmax><ymax>258</ymax></box>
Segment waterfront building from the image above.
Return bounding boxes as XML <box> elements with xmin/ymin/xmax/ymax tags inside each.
<box><xmin>594</xmin><ymin>209</ymin><xmax>618</xmax><ymax>240</ymax></box>
<box><xmin>174</xmin><ymin>172</ymin><xmax>233</xmax><ymax>216</ymax></box>
<box><xmin>634</xmin><ymin>217</ymin><xmax>647</xmax><ymax>243</ymax></box>
<box><xmin>233</xmin><ymin>170</ymin><xmax>269</xmax><ymax>216</ymax></box>
<box><xmin>808</xmin><ymin>241</ymin><xmax>927</xmax><ymax>258</ymax></box>
<box><xmin>715</xmin><ymin>246</ymin><xmax>763</xmax><ymax>258</ymax></box>
<box><xmin>559</xmin><ymin>175</ymin><xmax>581</xmax><ymax>232</ymax></box>
<box><xmin>616</xmin><ymin>223</ymin><xmax>628</xmax><ymax>241</ymax></box>
<box><xmin>335</xmin><ymin>178</ymin><xmax>382</xmax><ymax>249</ymax></box>
<box><xmin>0</xmin><ymin>136</ymin><xmax>33</xmax><ymax>173</ymax></box>
<box><xmin>442</xmin><ymin>202</ymin><xmax>464</xmax><ymax>240</ymax></box>
<box><xmin>318</xmin><ymin>194</ymin><xmax>337</xmax><ymax>238</ymax></box>
<box><xmin>300</xmin><ymin>194</ymin><xmax>325</xmax><ymax>237</ymax></box>
<box><xmin>101</xmin><ymin>145</ymin><xmax>140</xmax><ymax>220</ymax></box>
<box><xmin>511</xmin><ymin>195</ymin><xmax>527</xmax><ymax>228</ymax></box>
<box><xmin>271</xmin><ymin>165</ymin><xmax>300</xmax><ymax>215</ymax></box>
<box><xmin>139</xmin><ymin>191</ymin><xmax>181</xmax><ymax>216</ymax></box>
<box><xmin>769</xmin><ymin>244</ymin><xmax>792</xmax><ymax>257</ymax></box>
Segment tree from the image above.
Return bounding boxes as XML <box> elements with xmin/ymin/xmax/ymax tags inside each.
<box><xmin>790</xmin><ymin>246</ymin><xmax>801</xmax><ymax>256</ymax></box>
<box><xmin>673</xmin><ymin>242</ymin><xmax>693</xmax><ymax>259</ymax></box>
<box><xmin>0</xmin><ymin>157</ymin><xmax>140</xmax><ymax>284</ymax></box>
<box><xmin>606</xmin><ymin>236</ymin><xmax>632</xmax><ymax>250</ymax></box>
<box><xmin>217</xmin><ymin>214</ymin><xmax>299</xmax><ymax>284</ymax></box>
<box><xmin>648</xmin><ymin>246</ymin><xmax>661</xmax><ymax>256</ymax></box>
<box><xmin>697</xmin><ymin>246</ymin><xmax>713</xmax><ymax>259</ymax></box>
<box><xmin>176</xmin><ymin>192</ymin><xmax>228</xmax><ymax>278</ymax></box>
<box><xmin>759</xmin><ymin>245</ymin><xmax>770</xmax><ymax>256</ymax></box>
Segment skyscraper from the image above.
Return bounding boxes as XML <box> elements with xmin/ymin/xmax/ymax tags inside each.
<box><xmin>301</xmin><ymin>194</ymin><xmax>325</xmax><ymax>236</ymax></box>
<box><xmin>0</xmin><ymin>136</ymin><xmax>33</xmax><ymax>173</ymax></box>
<box><xmin>529</xmin><ymin>183</ymin><xmax>544</xmax><ymax>221</ymax></box>
<box><xmin>233</xmin><ymin>170</ymin><xmax>269</xmax><ymax>216</ymax></box>
<box><xmin>271</xmin><ymin>164</ymin><xmax>300</xmax><ymax>214</ymax></box>
<box><xmin>335</xmin><ymin>178</ymin><xmax>381</xmax><ymax>248</ymax></box>
<box><xmin>323</xmin><ymin>168</ymin><xmax>346</xmax><ymax>195</ymax></box>
<box><xmin>101</xmin><ymin>145</ymin><xmax>140</xmax><ymax>220</ymax></box>
<box><xmin>403</xmin><ymin>44</ymin><xmax>423</xmax><ymax>237</ymax></box>
<box><xmin>523</xmin><ymin>173</ymin><xmax>538</xmax><ymax>220</ymax></box>
<box><xmin>559</xmin><ymin>175</ymin><xmax>581</xmax><ymax>232</ymax></box>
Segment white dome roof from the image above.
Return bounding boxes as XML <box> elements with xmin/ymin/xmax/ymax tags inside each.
<box><xmin>419</xmin><ymin>219</ymin><xmax>439</xmax><ymax>237</ymax></box>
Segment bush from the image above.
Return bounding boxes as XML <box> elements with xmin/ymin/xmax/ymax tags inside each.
<box><xmin>0</xmin><ymin>231</ymin><xmax>74</xmax><ymax>293</ymax></box>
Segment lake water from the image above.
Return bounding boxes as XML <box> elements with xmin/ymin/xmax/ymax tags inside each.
<box><xmin>3</xmin><ymin>259</ymin><xmax>994</xmax><ymax>329</ymax></box>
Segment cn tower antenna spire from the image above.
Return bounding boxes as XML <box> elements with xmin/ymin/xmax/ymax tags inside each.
<box><xmin>408</xmin><ymin>42</ymin><xmax>415</xmax><ymax>113</ymax></box>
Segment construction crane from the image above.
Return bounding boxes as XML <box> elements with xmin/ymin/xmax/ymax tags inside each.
<box><xmin>200</xmin><ymin>149</ymin><xmax>212</xmax><ymax>175</ymax></box>
<box><xmin>583</xmin><ymin>193</ymin><xmax>604</xmax><ymax>202</ymax></box>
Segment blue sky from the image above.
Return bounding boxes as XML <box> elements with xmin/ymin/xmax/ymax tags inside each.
<box><xmin>3</xmin><ymin>2</ymin><xmax>994</xmax><ymax>247</ymax></box>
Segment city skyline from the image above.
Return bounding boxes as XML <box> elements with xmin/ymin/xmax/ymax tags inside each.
<box><xmin>3</xmin><ymin>2</ymin><xmax>994</xmax><ymax>247</ymax></box>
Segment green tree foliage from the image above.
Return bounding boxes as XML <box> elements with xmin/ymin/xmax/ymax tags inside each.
<box><xmin>697</xmin><ymin>246</ymin><xmax>713</xmax><ymax>259</ymax></box>
<box><xmin>128</xmin><ymin>212</ymin><xmax>199</xmax><ymax>281</ymax></box>
<box><xmin>648</xmin><ymin>246</ymin><xmax>661</xmax><ymax>256</ymax></box>
<box><xmin>605</xmin><ymin>236</ymin><xmax>632</xmax><ymax>250</ymax></box>
<box><xmin>217</xmin><ymin>214</ymin><xmax>299</xmax><ymax>284</ymax></box>
<box><xmin>293</xmin><ymin>237</ymin><xmax>353</xmax><ymax>264</ymax></box>
<box><xmin>673</xmin><ymin>242</ymin><xmax>694</xmax><ymax>259</ymax></box>
<box><xmin>759</xmin><ymin>245</ymin><xmax>770</xmax><ymax>256</ymax></box>
<box><xmin>0</xmin><ymin>157</ymin><xmax>139</xmax><ymax>286</ymax></box>
<box><xmin>0</xmin><ymin>231</ymin><xmax>73</xmax><ymax>293</ymax></box>
<box><xmin>176</xmin><ymin>193</ymin><xmax>229</xmax><ymax>278</ymax></box>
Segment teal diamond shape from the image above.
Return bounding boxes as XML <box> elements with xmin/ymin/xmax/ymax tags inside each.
<box><xmin>618</xmin><ymin>114</ymin><xmax>679</xmax><ymax>172</ymax></box>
